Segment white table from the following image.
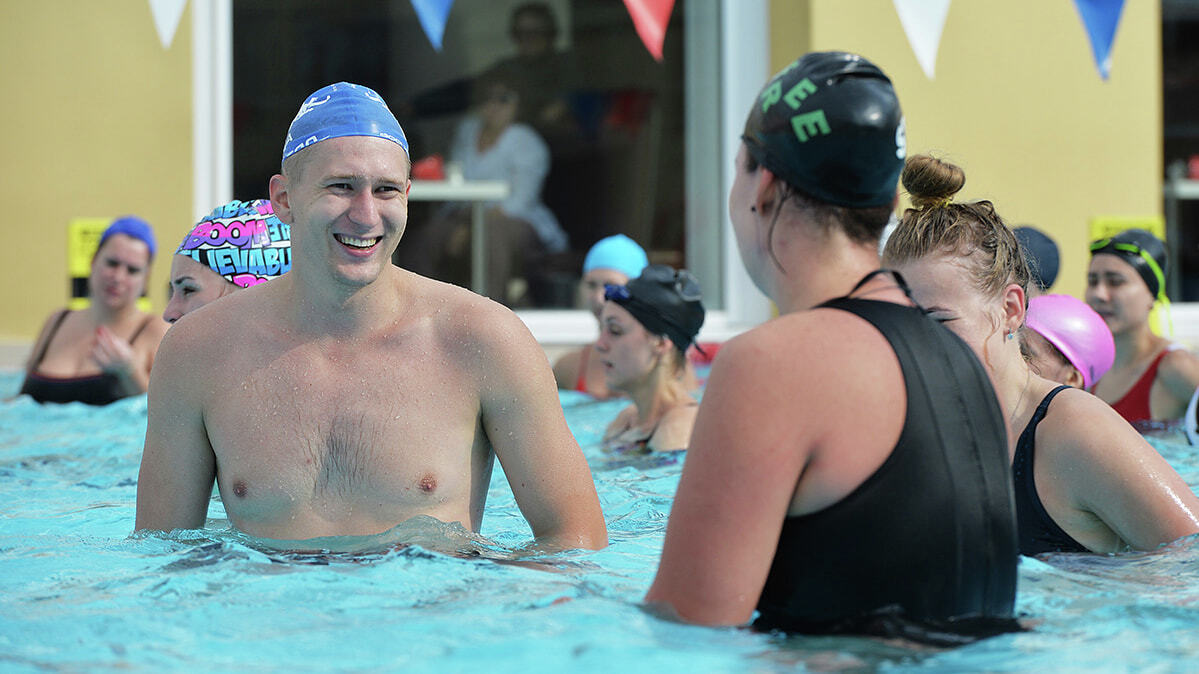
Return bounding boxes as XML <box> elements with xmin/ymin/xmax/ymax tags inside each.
<box><xmin>409</xmin><ymin>179</ymin><xmax>510</xmax><ymax>295</ymax></box>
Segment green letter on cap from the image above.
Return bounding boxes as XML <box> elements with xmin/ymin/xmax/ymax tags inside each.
<box><xmin>791</xmin><ymin>110</ymin><xmax>831</xmax><ymax>143</ymax></box>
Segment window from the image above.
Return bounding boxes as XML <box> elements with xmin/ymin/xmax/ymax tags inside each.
<box><xmin>231</xmin><ymin>0</ymin><xmax>720</xmax><ymax>312</ymax></box>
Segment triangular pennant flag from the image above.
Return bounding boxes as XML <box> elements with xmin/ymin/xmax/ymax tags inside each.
<box><xmin>410</xmin><ymin>0</ymin><xmax>454</xmax><ymax>52</ymax></box>
<box><xmin>148</xmin><ymin>0</ymin><xmax>187</xmax><ymax>49</ymax></box>
<box><xmin>621</xmin><ymin>0</ymin><xmax>675</xmax><ymax>62</ymax></box>
<box><xmin>1072</xmin><ymin>0</ymin><xmax>1126</xmax><ymax>79</ymax></box>
<box><xmin>893</xmin><ymin>0</ymin><xmax>951</xmax><ymax>79</ymax></box>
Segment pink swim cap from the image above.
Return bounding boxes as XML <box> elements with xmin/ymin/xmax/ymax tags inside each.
<box><xmin>1025</xmin><ymin>294</ymin><xmax>1115</xmax><ymax>389</ymax></box>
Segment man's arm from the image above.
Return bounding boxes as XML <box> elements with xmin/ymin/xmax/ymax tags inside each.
<box><xmin>477</xmin><ymin>308</ymin><xmax>607</xmax><ymax>551</ymax></box>
<box><xmin>134</xmin><ymin>328</ymin><xmax>217</xmax><ymax>532</ymax></box>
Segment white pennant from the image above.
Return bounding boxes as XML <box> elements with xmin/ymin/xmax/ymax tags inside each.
<box><xmin>149</xmin><ymin>0</ymin><xmax>188</xmax><ymax>49</ymax></box>
<box><xmin>893</xmin><ymin>0</ymin><xmax>951</xmax><ymax>79</ymax></box>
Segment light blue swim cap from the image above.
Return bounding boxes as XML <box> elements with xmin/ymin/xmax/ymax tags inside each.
<box><xmin>282</xmin><ymin>82</ymin><xmax>409</xmax><ymax>164</ymax></box>
<box><xmin>583</xmin><ymin>234</ymin><xmax>649</xmax><ymax>278</ymax></box>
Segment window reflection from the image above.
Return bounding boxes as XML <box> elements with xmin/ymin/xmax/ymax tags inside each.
<box><xmin>233</xmin><ymin>0</ymin><xmax>687</xmax><ymax>308</ymax></box>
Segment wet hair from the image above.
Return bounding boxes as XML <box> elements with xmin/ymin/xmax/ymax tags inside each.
<box><xmin>743</xmin><ymin>151</ymin><xmax>894</xmax><ymax>255</ymax></box>
<box><xmin>882</xmin><ymin>155</ymin><xmax>1031</xmax><ymax>302</ymax></box>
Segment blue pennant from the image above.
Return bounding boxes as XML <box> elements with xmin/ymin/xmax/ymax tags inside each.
<box><xmin>1073</xmin><ymin>0</ymin><xmax>1126</xmax><ymax>80</ymax></box>
<box><xmin>411</xmin><ymin>0</ymin><xmax>454</xmax><ymax>52</ymax></box>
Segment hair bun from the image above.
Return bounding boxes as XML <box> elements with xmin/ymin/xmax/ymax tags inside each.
<box><xmin>902</xmin><ymin>155</ymin><xmax>965</xmax><ymax>210</ymax></box>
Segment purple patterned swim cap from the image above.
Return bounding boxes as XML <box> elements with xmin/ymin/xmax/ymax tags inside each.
<box><xmin>1025</xmin><ymin>294</ymin><xmax>1115</xmax><ymax>390</ymax></box>
<box><xmin>282</xmin><ymin>82</ymin><xmax>409</xmax><ymax>163</ymax></box>
<box><xmin>175</xmin><ymin>199</ymin><xmax>292</xmax><ymax>288</ymax></box>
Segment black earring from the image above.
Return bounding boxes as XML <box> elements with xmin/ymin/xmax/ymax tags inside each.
<box><xmin>750</xmin><ymin>206</ymin><xmax>757</xmax><ymax>212</ymax></box>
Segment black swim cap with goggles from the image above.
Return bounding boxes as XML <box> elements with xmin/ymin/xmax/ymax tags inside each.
<box><xmin>742</xmin><ymin>51</ymin><xmax>905</xmax><ymax>209</ymax></box>
<box><xmin>604</xmin><ymin>265</ymin><xmax>706</xmax><ymax>355</ymax></box>
<box><xmin>1089</xmin><ymin>228</ymin><xmax>1168</xmax><ymax>301</ymax></box>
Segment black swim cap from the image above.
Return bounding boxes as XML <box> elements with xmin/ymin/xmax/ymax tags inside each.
<box><xmin>742</xmin><ymin>51</ymin><xmax>905</xmax><ymax>208</ymax></box>
<box><xmin>1090</xmin><ymin>228</ymin><xmax>1167</xmax><ymax>299</ymax></box>
<box><xmin>605</xmin><ymin>265</ymin><xmax>705</xmax><ymax>353</ymax></box>
<box><xmin>1013</xmin><ymin>226</ymin><xmax>1060</xmax><ymax>290</ymax></box>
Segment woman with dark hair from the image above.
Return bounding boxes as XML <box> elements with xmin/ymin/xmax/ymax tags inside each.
<box><xmin>596</xmin><ymin>265</ymin><xmax>704</xmax><ymax>453</ymax></box>
<box><xmin>1086</xmin><ymin>229</ymin><xmax>1199</xmax><ymax>427</ymax></box>
<box><xmin>646</xmin><ymin>53</ymin><xmax>1019</xmax><ymax>644</ymax></box>
<box><xmin>20</xmin><ymin>217</ymin><xmax>168</xmax><ymax>405</ymax></box>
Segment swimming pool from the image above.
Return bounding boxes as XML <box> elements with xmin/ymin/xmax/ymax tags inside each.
<box><xmin>3</xmin><ymin>370</ymin><xmax>1199</xmax><ymax>672</ymax></box>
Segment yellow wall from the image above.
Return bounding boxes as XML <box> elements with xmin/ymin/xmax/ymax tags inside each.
<box><xmin>771</xmin><ymin>0</ymin><xmax>1161</xmax><ymax>300</ymax></box>
<box><xmin>0</xmin><ymin>1</ymin><xmax>192</xmax><ymax>343</ymax></box>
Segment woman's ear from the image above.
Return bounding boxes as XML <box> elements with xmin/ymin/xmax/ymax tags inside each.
<box><xmin>754</xmin><ymin>166</ymin><xmax>782</xmax><ymax>215</ymax></box>
<box><xmin>1002</xmin><ymin>282</ymin><xmax>1027</xmax><ymax>335</ymax></box>
<box><xmin>1066</xmin><ymin>366</ymin><xmax>1086</xmax><ymax>389</ymax></box>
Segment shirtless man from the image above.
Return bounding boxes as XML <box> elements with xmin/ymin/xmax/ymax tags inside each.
<box><xmin>135</xmin><ymin>82</ymin><xmax>607</xmax><ymax>551</ymax></box>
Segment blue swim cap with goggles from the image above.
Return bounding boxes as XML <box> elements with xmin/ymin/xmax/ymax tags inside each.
<box><xmin>604</xmin><ymin>265</ymin><xmax>706</xmax><ymax>355</ymax></box>
<box><xmin>283</xmin><ymin>82</ymin><xmax>409</xmax><ymax>164</ymax></box>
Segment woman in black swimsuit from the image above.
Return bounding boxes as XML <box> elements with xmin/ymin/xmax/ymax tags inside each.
<box><xmin>596</xmin><ymin>265</ymin><xmax>705</xmax><ymax>453</ymax></box>
<box><xmin>884</xmin><ymin>154</ymin><xmax>1199</xmax><ymax>555</ymax></box>
<box><xmin>20</xmin><ymin>217</ymin><xmax>168</xmax><ymax>405</ymax></box>
<box><xmin>646</xmin><ymin>52</ymin><xmax>1020</xmax><ymax>644</ymax></box>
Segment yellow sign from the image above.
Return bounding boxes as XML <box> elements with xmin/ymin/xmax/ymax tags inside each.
<box><xmin>1088</xmin><ymin>215</ymin><xmax>1166</xmax><ymax>243</ymax></box>
<box><xmin>67</xmin><ymin>217</ymin><xmax>152</xmax><ymax>312</ymax></box>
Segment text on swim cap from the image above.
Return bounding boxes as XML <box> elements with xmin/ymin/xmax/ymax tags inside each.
<box><xmin>791</xmin><ymin>111</ymin><xmax>830</xmax><ymax>143</ymax></box>
<box><xmin>184</xmin><ymin>246</ymin><xmax>291</xmax><ymax>283</ymax></box>
<box><xmin>758</xmin><ymin>77</ymin><xmax>831</xmax><ymax>144</ymax></box>
<box><xmin>760</xmin><ymin>77</ymin><xmax>817</xmax><ymax>113</ymax></box>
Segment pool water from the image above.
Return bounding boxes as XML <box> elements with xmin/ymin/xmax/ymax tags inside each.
<box><xmin>4</xmin><ymin>370</ymin><xmax>1199</xmax><ymax>672</ymax></box>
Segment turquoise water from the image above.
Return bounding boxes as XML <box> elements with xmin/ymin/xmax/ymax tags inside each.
<box><xmin>4</xmin><ymin>370</ymin><xmax>1199</xmax><ymax>673</ymax></box>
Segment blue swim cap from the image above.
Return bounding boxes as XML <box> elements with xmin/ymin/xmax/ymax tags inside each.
<box><xmin>99</xmin><ymin>216</ymin><xmax>157</xmax><ymax>260</ymax></box>
<box><xmin>282</xmin><ymin>82</ymin><xmax>409</xmax><ymax>164</ymax></box>
<box><xmin>583</xmin><ymin>234</ymin><xmax>649</xmax><ymax>278</ymax></box>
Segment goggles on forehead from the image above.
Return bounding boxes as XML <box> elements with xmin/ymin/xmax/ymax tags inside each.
<box><xmin>603</xmin><ymin>270</ymin><xmax>703</xmax><ymax>304</ymax></box>
<box><xmin>603</xmin><ymin>283</ymin><xmax>630</xmax><ymax>302</ymax></box>
<box><xmin>1089</xmin><ymin>238</ymin><xmax>1167</xmax><ymax>302</ymax></box>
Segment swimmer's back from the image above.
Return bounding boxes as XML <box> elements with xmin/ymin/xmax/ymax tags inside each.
<box><xmin>753</xmin><ymin>297</ymin><xmax>1017</xmax><ymax>636</ymax></box>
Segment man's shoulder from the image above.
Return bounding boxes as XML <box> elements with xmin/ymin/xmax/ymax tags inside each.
<box><xmin>411</xmin><ymin>277</ymin><xmax>530</xmax><ymax>346</ymax></box>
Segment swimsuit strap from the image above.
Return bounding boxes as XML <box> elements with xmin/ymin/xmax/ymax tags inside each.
<box><xmin>29</xmin><ymin>309</ymin><xmax>71</xmax><ymax>370</ymax></box>
<box><xmin>844</xmin><ymin>269</ymin><xmax>922</xmax><ymax>309</ymax></box>
<box><xmin>1032</xmin><ymin>385</ymin><xmax>1071</xmax><ymax>423</ymax></box>
<box><xmin>127</xmin><ymin>314</ymin><xmax>154</xmax><ymax>344</ymax></box>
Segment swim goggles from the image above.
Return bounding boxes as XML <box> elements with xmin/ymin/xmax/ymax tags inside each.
<box><xmin>1088</xmin><ymin>238</ymin><xmax>1166</xmax><ymax>302</ymax></box>
<box><xmin>606</xmin><ymin>266</ymin><xmax>703</xmax><ymax>303</ymax></box>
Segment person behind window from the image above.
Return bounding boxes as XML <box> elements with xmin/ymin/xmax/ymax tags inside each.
<box><xmin>409</xmin><ymin>78</ymin><xmax>567</xmax><ymax>305</ymax></box>
<box><xmin>1086</xmin><ymin>229</ymin><xmax>1199</xmax><ymax>427</ymax></box>
<box><xmin>164</xmin><ymin>199</ymin><xmax>292</xmax><ymax>323</ymax></box>
<box><xmin>885</xmin><ymin>155</ymin><xmax>1199</xmax><ymax>557</ymax></box>
<box><xmin>596</xmin><ymin>265</ymin><xmax>704</xmax><ymax>453</ymax></box>
<box><xmin>19</xmin><ymin>217</ymin><xmax>168</xmax><ymax>405</ymax></box>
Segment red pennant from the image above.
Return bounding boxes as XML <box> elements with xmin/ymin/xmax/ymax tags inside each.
<box><xmin>622</xmin><ymin>0</ymin><xmax>675</xmax><ymax>62</ymax></box>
